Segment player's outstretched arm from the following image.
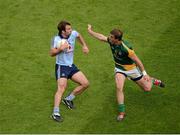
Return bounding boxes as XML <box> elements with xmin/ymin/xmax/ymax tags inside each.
<box><xmin>87</xmin><ymin>24</ymin><xmax>107</xmax><ymax>42</ymax></box>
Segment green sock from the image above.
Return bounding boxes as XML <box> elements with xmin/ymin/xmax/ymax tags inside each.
<box><xmin>152</xmin><ymin>79</ymin><xmax>155</xmax><ymax>86</ymax></box>
<box><xmin>144</xmin><ymin>91</ymin><xmax>150</xmax><ymax>94</ymax></box>
<box><xmin>118</xmin><ymin>104</ymin><xmax>125</xmax><ymax>113</ymax></box>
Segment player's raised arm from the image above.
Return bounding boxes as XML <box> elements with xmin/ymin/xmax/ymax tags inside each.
<box><xmin>87</xmin><ymin>24</ymin><xmax>108</xmax><ymax>42</ymax></box>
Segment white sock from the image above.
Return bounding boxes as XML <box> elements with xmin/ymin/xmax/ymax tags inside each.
<box><xmin>53</xmin><ymin>107</ymin><xmax>60</xmax><ymax>115</ymax></box>
<box><xmin>65</xmin><ymin>94</ymin><xmax>75</xmax><ymax>101</ymax></box>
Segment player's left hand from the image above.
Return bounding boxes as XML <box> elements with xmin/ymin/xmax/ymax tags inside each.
<box><xmin>82</xmin><ymin>46</ymin><xmax>89</xmax><ymax>54</ymax></box>
<box><xmin>87</xmin><ymin>24</ymin><xmax>92</xmax><ymax>31</ymax></box>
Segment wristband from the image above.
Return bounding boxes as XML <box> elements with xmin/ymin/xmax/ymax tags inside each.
<box><xmin>142</xmin><ymin>70</ymin><xmax>147</xmax><ymax>76</ymax></box>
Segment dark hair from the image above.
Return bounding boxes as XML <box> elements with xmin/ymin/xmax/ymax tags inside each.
<box><xmin>110</xmin><ymin>29</ymin><xmax>123</xmax><ymax>41</ymax></box>
<box><xmin>57</xmin><ymin>20</ymin><xmax>71</xmax><ymax>36</ymax></box>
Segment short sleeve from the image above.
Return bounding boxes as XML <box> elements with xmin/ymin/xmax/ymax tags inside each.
<box><xmin>107</xmin><ymin>37</ymin><xmax>110</xmax><ymax>43</ymax></box>
<box><xmin>122</xmin><ymin>41</ymin><xmax>135</xmax><ymax>57</ymax></box>
<box><xmin>107</xmin><ymin>37</ymin><xmax>112</xmax><ymax>46</ymax></box>
<box><xmin>128</xmin><ymin>49</ymin><xmax>135</xmax><ymax>57</ymax></box>
<box><xmin>51</xmin><ymin>36</ymin><xmax>59</xmax><ymax>48</ymax></box>
<box><xmin>72</xmin><ymin>30</ymin><xmax>79</xmax><ymax>38</ymax></box>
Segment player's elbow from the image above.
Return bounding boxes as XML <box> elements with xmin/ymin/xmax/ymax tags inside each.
<box><xmin>99</xmin><ymin>38</ymin><xmax>106</xmax><ymax>42</ymax></box>
<box><xmin>99</xmin><ymin>37</ymin><xmax>104</xmax><ymax>41</ymax></box>
<box><xmin>99</xmin><ymin>35</ymin><xmax>107</xmax><ymax>42</ymax></box>
<box><xmin>49</xmin><ymin>51</ymin><xmax>55</xmax><ymax>57</ymax></box>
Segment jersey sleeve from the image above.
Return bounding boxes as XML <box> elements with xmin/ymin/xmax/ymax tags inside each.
<box><xmin>72</xmin><ymin>30</ymin><xmax>79</xmax><ymax>38</ymax></box>
<box><xmin>107</xmin><ymin>37</ymin><xmax>110</xmax><ymax>43</ymax></box>
<box><xmin>107</xmin><ymin>37</ymin><xmax>112</xmax><ymax>46</ymax></box>
<box><xmin>51</xmin><ymin>36</ymin><xmax>58</xmax><ymax>48</ymax></box>
<box><xmin>127</xmin><ymin>48</ymin><xmax>135</xmax><ymax>57</ymax></box>
<box><xmin>122</xmin><ymin>42</ymin><xmax>135</xmax><ymax>57</ymax></box>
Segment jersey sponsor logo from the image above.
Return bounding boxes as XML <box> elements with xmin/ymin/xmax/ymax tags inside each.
<box><xmin>118</xmin><ymin>51</ymin><xmax>122</xmax><ymax>56</ymax></box>
<box><xmin>114</xmin><ymin>50</ymin><xmax>122</xmax><ymax>57</ymax></box>
<box><xmin>64</xmin><ymin>45</ymin><xmax>74</xmax><ymax>54</ymax></box>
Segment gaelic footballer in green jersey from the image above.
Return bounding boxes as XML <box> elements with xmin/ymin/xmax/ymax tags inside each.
<box><xmin>107</xmin><ymin>38</ymin><xmax>143</xmax><ymax>81</ymax></box>
<box><xmin>108</xmin><ymin>39</ymin><xmax>136</xmax><ymax>71</ymax></box>
<box><xmin>87</xmin><ymin>24</ymin><xmax>165</xmax><ymax>122</ymax></box>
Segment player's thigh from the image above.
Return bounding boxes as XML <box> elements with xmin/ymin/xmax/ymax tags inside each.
<box><xmin>115</xmin><ymin>73</ymin><xmax>126</xmax><ymax>90</ymax></box>
<box><xmin>71</xmin><ymin>71</ymin><xmax>89</xmax><ymax>85</ymax></box>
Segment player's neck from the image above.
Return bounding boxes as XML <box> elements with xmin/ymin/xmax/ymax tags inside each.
<box><xmin>61</xmin><ymin>33</ymin><xmax>69</xmax><ymax>39</ymax></box>
<box><xmin>115</xmin><ymin>40</ymin><xmax>122</xmax><ymax>45</ymax></box>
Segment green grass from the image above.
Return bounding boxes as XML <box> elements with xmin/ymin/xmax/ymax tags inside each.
<box><xmin>0</xmin><ymin>0</ymin><xmax>180</xmax><ymax>133</ymax></box>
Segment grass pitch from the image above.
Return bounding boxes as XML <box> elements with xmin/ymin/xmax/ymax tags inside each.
<box><xmin>0</xmin><ymin>0</ymin><xmax>180</xmax><ymax>133</ymax></box>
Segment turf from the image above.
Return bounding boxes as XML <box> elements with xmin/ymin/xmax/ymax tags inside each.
<box><xmin>0</xmin><ymin>0</ymin><xmax>180</xmax><ymax>133</ymax></box>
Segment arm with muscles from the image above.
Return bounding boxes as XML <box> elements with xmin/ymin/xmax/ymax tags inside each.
<box><xmin>87</xmin><ymin>24</ymin><xmax>107</xmax><ymax>42</ymax></box>
<box><xmin>49</xmin><ymin>42</ymin><xmax>69</xmax><ymax>57</ymax></box>
<box><xmin>77</xmin><ymin>33</ymin><xmax>89</xmax><ymax>54</ymax></box>
<box><xmin>129</xmin><ymin>53</ymin><xmax>150</xmax><ymax>81</ymax></box>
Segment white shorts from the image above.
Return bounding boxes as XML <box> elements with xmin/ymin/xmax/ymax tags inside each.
<box><xmin>115</xmin><ymin>67</ymin><xmax>143</xmax><ymax>81</ymax></box>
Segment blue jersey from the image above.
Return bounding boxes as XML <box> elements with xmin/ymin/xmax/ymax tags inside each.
<box><xmin>51</xmin><ymin>30</ymin><xmax>79</xmax><ymax>66</ymax></box>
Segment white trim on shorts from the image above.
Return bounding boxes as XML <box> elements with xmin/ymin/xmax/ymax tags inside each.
<box><xmin>57</xmin><ymin>65</ymin><xmax>61</xmax><ymax>79</ymax></box>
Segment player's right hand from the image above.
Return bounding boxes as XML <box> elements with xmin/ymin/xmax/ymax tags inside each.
<box><xmin>59</xmin><ymin>42</ymin><xmax>69</xmax><ymax>51</ymax></box>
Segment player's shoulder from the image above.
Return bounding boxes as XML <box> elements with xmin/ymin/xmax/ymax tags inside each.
<box><xmin>72</xmin><ymin>30</ymin><xmax>79</xmax><ymax>34</ymax></box>
<box><xmin>123</xmin><ymin>40</ymin><xmax>133</xmax><ymax>49</ymax></box>
<box><xmin>70</xmin><ymin>30</ymin><xmax>79</xmax><ymax>38</ymax></box>
<box><xmin>53</xmin><ymin>35</ymin><xmax>61</xmax><ymax>41</ymax></box>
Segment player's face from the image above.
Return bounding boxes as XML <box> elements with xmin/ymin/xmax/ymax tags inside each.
<box><xmin>108</xmin><ymin>34</ymin><xmax>116</xmax><ymax>44</ymax></box>
<box><xmin>64</xmin><ymin>25</ymin><xmax>72</xmax><ymax>36</ymax></box>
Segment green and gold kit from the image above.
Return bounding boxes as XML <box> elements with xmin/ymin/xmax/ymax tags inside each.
<box><xmin>108</xmin><ymin>39</ymin><xmax>136</xmax><ymax>71</ymax></box>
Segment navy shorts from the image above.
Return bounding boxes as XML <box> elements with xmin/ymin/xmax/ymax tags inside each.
<box><xmin>55</xmin><ymin>64</ymin><xmax>80</xmax><ymax>80</ymax></box>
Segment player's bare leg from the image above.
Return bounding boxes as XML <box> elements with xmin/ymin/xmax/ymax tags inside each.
<box><xmin>136</xmin><ymin>76</ymin><xmax>165</xmax><ymax>92</ymax></box>
<box><xmin>62</xmin><ymin>71</ymin><xmax>89</xmax><ymax>109</ymax></box>
<box><xmin>52</xmin><ymin>78</ymin><xmax>67</xmax><ymax>122</ymax></box>
<box><xmin>115</xmin><ymin>73</ymin><xmax>126</xmax><ymax>121</ymax></box>
<box><xmin>71</xmin><ymin>71</ymin><xmax>89</xmax><ymax>95</ymax></box>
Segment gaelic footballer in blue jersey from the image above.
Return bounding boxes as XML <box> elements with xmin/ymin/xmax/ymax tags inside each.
<box><xmin>50</xmin><ymin>21</ymin><xmax>89</xmax><ymax>122</ymax></box>
<box><xmin>87</xmin><ymin>24</ymin><xmax>165</xmax><ymax>122</ymax></box>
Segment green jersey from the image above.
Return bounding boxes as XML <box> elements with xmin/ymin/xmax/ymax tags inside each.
<box><xmin>108</xmin><ymin>39</ymin><xmax>136</xmax><ymax>71</ymax></box>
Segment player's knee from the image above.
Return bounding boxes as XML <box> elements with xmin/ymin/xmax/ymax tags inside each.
<box><xmin>57</xmin><ymin>84</ymin><xmax>66</xmax><ymax>92</ymax></box>
<box><xmin>116</xmin><ymin>86</ymin><xmax>123</xmax><ymax>92</ymax></box>
<box><xmin>82</xmin><ymin>80</ymin><xmax>90</xmax><ymax>89</ymax></box>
